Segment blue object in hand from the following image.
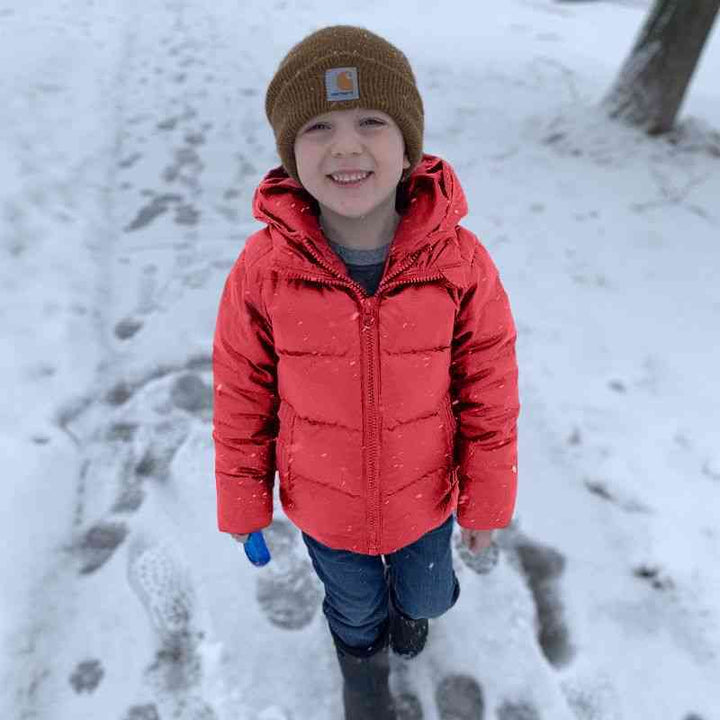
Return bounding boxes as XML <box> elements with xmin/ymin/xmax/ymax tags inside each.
<box><xmin>244</xmin><ymin>530</ymin><xmax>271</xmax><ymax>567</ymax></box>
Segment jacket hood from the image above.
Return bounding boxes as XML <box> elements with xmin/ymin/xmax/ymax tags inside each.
<box><xmin>251</xmin><ymin>154</ymin><xmax>469</xmax><ymax>275</ymax></box>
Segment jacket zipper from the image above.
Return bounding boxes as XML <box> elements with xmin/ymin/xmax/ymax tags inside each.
<box><xmin>275</xmin><ymin>239</ymin><xmax>450</xmax><ymax>553</ymax></box>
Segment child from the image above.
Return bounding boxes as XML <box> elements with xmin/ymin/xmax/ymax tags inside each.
<box><xmin>212</xmin><ymin>25</ymin><xmax>520</xmax><ymax>719</ymax></box>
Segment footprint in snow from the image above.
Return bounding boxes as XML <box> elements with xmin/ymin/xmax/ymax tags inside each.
<box><xmin>395</xmin><ymin>692</ymin><xmax>424</xmax><ymax>720</ymax></box>
<box><xmin>255</xmin><ymin>519</ymin><xmax>322</xmax><ymax>630</ymax></box>
<box><xmin>514</xmin><ymin>538</ymin><xmax>575</xmax><ymax>668</ymax></box>
<box><xmin>133</xmin><ymin>415</ymin><xmax>192</xmax><ymax>484</ymax></box>
<box><xmin>496</xmin><ymin>699</ymin><xmax>543</xmax><ymax>720</ymax></box>
<box><xmin>115</xmin><ymin>316</ymin><xmax>144</xmax><ymax>340</ymax></box>
<box><xmin>72</xmin><ymin>519</ymin><xmax>129</xmax><ymax>574</ymax></box>
<box><xmin>559</xmin><ymin>670</ymin><xmax>623</xmax><ymax>720</ymax></box>
<box><xmin>435</xmin><ymin>673</ymin><xmax>484</xmax><ymax>720</ymax></box>
<box><xmin>481</xmin><ymin>522</ymin><xmax>575</xmax><ymax>670</ymax></box>
<box><xmin>126</xmin><ymin>535</ymin><xmax>204</xmax><ymax>693</ymax></box>
<box><xmin>122</xmin><ymin>704</ymin><xmax>160</xmax><ymax>720</ymax></box>
<box><xmin>69</xmin><ymin>658</ymin><xmax>104</xmax><ymax>693</ymax></box>
<box><xmin>389</xmin><ymin>655</ymin><xmax>424</xmax><ymax>720</ymax></box>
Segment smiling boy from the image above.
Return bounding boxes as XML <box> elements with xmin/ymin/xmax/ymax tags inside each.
<box><xmin>213</xmin><ymin>25</ymin><xmax>520</xmax><ymax>719</ymax></box>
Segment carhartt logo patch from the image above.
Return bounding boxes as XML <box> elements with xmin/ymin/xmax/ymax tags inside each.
<box><xmin>325</xmin><ymin>67</ymin><xmax>359</xmax><ymax>101</ymax></box>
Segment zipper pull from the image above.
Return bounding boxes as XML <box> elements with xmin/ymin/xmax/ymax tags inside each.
<box><xmin>361</xmin><ymin>298</ymin><xmax>375</xmax><ymax>328</ymax></box>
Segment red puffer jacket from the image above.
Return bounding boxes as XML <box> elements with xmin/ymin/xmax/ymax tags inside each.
<box><xmin>213</xmin><ymin>154</ymin><xmax>519</xmax><ymax>555</ymax></box>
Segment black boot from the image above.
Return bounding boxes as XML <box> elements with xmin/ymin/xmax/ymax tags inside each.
<box><xmin>331</xmin><ymin>618</ymin><xmax>397</xmax><ymax>720</ymax></box>
<box><xmin>388</xmin><ymin>586</ymin><xmax>429</xmax><ymax>659</ymax></box>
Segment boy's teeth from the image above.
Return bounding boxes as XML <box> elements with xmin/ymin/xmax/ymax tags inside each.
<box><xmin>331</xmin><ymin>172</ymin><xmax>370</xmax><ymax>183</ymax></box>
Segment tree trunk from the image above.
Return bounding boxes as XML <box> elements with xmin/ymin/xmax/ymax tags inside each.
<box><xmin>602</xmin><ymin>0</ymin><xmax>720</xmax><ymax>134</ymax></box>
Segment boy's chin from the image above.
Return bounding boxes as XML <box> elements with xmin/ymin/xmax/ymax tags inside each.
<box><xmin>319</xmin><ymin>201</ymin><xmax>386</xmax><ymax>221</ymax></box>
<box><xmin>318</xmin><ymin>190</ymin><xmax>401</xmax><ymax>220</ymax></box>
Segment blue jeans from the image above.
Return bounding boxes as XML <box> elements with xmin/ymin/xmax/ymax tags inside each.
<box><xmin>301</xmin><ymin>513</ymin><xmax>461</xmax><ymax>650</ymax></box>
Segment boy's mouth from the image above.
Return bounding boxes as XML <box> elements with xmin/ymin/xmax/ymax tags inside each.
<box><xmin>327</xmin><ymin>171</ymin><xmax>373</xmax><ymax>188</ymax></box>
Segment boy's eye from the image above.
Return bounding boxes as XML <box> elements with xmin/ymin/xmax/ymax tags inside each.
<box><xmin>304</xmin><ymin>118</ymin><xmax>385</xmax><ymax>132</ymax></box>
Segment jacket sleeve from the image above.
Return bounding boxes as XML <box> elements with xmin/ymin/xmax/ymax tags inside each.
<box><xmin>212</xmin><ymin>247</ymin><xmax>279</xmax><ymax>534</ymax></box>
<box><xmin>450</xmin><ymin>238</ymin><xmax>520</xmax><ymax>530</ymax></box>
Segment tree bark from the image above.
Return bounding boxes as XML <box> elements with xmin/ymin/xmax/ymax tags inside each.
<box><xmin>602</xmin><ymin>0</ymin><xmax>720</xmax><ymax>134</ymax></box>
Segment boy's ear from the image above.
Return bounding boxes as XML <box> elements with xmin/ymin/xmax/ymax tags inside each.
<box><xmin>403</xmin><ymin>154</ymin><xmax>410</xmax><ymax>169</ymax></box>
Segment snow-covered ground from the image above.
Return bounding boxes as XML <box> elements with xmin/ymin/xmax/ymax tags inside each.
<box><xmin>2</xmin><ymin>0</ymin><xmax>719</xmax><ymax>718</ymax></box>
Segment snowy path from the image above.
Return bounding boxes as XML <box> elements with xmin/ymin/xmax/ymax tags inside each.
<box><xmin>2</xmin><ymin>1</ymin><xmax>720</xmax><ymax>719</ymax></box>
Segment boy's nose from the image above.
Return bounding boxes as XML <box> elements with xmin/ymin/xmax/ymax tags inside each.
<box><xmin>330</xmin><ymin>130</ymin><xmax>364</xmax><ymax>157</ymax></box>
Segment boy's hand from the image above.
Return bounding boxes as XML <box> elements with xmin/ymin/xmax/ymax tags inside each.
<box><xmin>230</xmin><ymin>533</ymin><xmax>250</xmax><ymax>544</ymax></box>
<box><xmin>460</xmin><ymin>528</ymin><xmax>494</xmax><ymax>554</ymax></box>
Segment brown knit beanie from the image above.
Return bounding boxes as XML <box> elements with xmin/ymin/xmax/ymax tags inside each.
<box><xmin>265</xmin><ymin>25</ymin><xmax>424</xmax><ymax>185</ymax></box>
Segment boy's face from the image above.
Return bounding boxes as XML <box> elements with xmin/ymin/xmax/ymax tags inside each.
<box><xmin>293</xmin><ymin>107</ymin><xmax>411</xmax><ymax>219</ymax></box>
